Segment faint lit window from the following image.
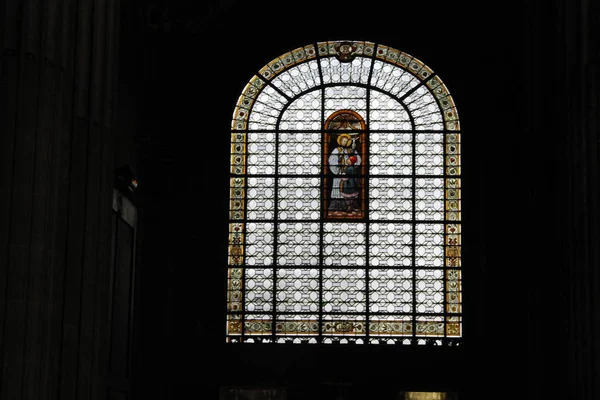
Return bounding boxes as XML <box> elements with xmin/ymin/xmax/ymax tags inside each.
<box><xmin>404</xmin><ymin>392</ymin><xmax>452</xmax><ymax>400</ymax></box>
<box><xmin>227</xmin><ymin>41</ymin><xmax>461</xmax><ymax>345</ymax></box>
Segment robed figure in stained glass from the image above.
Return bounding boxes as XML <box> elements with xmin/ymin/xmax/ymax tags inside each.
<box><xmin>328</xmin><ymin>134</ymin><xmax>361</xmax><ymax>212</ymax></box>
<box><xmin>324</xmin><ymin>110</ymin><xmax>366</xmax><ymax>219</ymax></box>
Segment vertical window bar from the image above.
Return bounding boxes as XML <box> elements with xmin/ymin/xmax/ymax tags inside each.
<box><xmin>272</xmin><ymin>123</ymin><xmax>280</xmax><ymax>343</ymax></box>
<box><xmin>409</xmin><ymin>96</ymin><xmax>417</xmax><ymax>343</ymax></box>
<box><xmin>316</xmin><ymin>44</ymin><xmax>325</xmax><ymax>342</ymax></box>
<box><xmin>365</xmin><ymin>48</ymin><xmax>376</xmax><ymax>342</ymax></box>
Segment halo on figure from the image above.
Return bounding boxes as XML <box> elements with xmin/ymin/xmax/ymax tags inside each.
<box><xmin>336</xmin><ymin>133</ymin><xmax>352</xmax><ymax>146</ymax></box>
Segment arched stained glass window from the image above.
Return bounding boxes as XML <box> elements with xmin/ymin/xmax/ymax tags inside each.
<box><xmin>227</xmin><ymin>40</ymin><xmax>461</xmax><ymax>345</ymax></box>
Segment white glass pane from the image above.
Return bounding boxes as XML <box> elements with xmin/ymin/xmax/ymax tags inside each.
<box><xmin>369</xmin><ymin>132</ymin><xmax>412</xmax><ymax>175</ymax></box>
<box><xmin>245</xmin><ymin>268</ymin><xmax>273</xmax><ymax>312</ymax></box>
<box><xmin>322</xmin><ymin>269</ymin><xmax>366</xmax><ymax>313</ymax></box>
<box><xmin>277</xmin><ymin>222</ymin><xmax>320</xmax><ymax>266</ymax></box>
<box><xmin>369</xmin><ymin>269</ymin><xmax>413</xmax><ymax>313</ymax></box>
<box><xmin>415</xmin><ymin>269</ymin><xmax>445</xmax><ymax>314</ymax></box>
<box><xmin>415</xmin><ymin>133</ymin><xmax>444</xmax><ymax>175</ymax></box>
<box><xmin>415</xmin><ymin>223</ymin><xmax>444</xmax><ymax>267</ymax></box>
<box><xmin>249</xmin><ymin>86</ymin><xmax>287</xmax><ymax>130</ymax></box>
<box><xmin>324</xmin><ymin>86</ymin><xmax>367</xmax><ymax>117</ymax></box>
<box><xmin>276</xmin><ymin>268</ymin><xmax>320</xmax><ymax>312</ymax></box>
<box><xmin>278</xmin><ymin>132</ymin><xmax>321</xmax><ymax>175</ymax></box>
<box><xmin>245</xmin><ymin>222</ymin><xmax>274</xmax><ymax>266</ymax></box>
<box><xmin>270</xmin><ymin>60</ymin><xmax>321</xmax><ymax>97</ymax></box>
<box><xmin>405</xmin><ymin>85</ymin><xmax>444</xmax><ymax>131</ymax></box>
<box><xmin>280</xmin><ymin>91</ymin><xmax>322</xmax><ymax>130</ymax></box>
<box><xmin>350</xmin><ymin>57</ymin><xmax>372</xmax><ymax>84</ymax></box>
<box><xmin>247</xmin><ymin>132</ymin><xmax>276</xmax><ymax>175</ymax></box>
<box><xmin>277</xmin><ymin>177</ymin><xmax>320</xmax><ymax>220</ymax></box>
<box><xmin>370</xmin><ymin>60</ymin><xmax>420</xmax><ymax>97</ymax></box>
<box><xmin>370</xmin><ymin>92</ymin><xmax>411</xmax><ymax>130</ymax></box>
<box><xmin>247</xmin><ymin>177</ymin><xmax>275</xmax><ymax>220</ymax></box>
<box><xmin>323</xmin><ymin>222</ymin><xmax>367</xmax><ymax>267</ymax></box>
<box><xmin>369</xmin><ymin>223</ymin><xmax>412</xmax><ymax>266</ymax></box>
<box><xmin>321</xmin><ymin>57</ymin><xmax>368</xmax><ymax>84</ymax></box>
<box><xmin>415</xmin><ymin>178</ymin><xmax>445</xmax><ymax>221</ymax></box>
<box><xmin>369</xmin><ymin>178</ymin><xmax>412</xmax><ymax>220</ymax></box>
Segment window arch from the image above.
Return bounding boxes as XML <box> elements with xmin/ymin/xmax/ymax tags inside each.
<box><xmin>227</xmin><ymin>40</ymin><xmax>461</xmax><ymax>345</ymax></box>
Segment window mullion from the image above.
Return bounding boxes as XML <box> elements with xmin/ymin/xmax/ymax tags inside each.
<box><xmin>317</xmin><ymin>48</ymin><xmax>325</xmax><ymax>342</ymax></box>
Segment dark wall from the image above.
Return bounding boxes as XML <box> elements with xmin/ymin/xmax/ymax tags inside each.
<box><xmin>1</xmin><ymin>0</ymin><xmax>599</xmax><ymax>399</ymax></box>
<box><xmin>0</xmin><ymin>0</ymin><xmax>136</xmax><ymax>398</ymax></box>
<box><xmin>134</xmin><ymin>1</ymin><xmax>599</xmax><ymax>399</ymax></box>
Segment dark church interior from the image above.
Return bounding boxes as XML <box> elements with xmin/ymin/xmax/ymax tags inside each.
<box><xmin>1</xmin><ymin>0</ymin><xmax>599</xmax><ymax>399</ymax></box>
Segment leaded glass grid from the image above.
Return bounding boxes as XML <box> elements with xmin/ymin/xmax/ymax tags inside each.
<box><xmin>228</xmin><ymin>40</ymin><xmax>461</xmax><ymax>345</ymax></box>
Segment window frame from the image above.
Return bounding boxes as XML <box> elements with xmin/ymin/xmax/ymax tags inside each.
<box><xmin>226</xmin><ymin>40</ymin><xmax>462</xmax><ymax>346</ymax></box>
